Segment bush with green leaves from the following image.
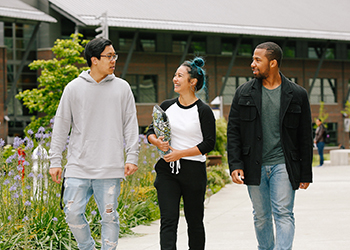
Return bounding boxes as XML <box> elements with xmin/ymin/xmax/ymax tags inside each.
<box><xmin>208</xmin><ymin>117</ymin><xmax>227</xmax><ymax>160</ymax></box>
<box><xmin>206</xmin><ymin>164</ymin><xmax>231</xmax><ymax>195</ymax></box>
<box><xmin>16</xmin><ymin>34</ymin><xmax>89</xmax><ymax>133</ymax></box>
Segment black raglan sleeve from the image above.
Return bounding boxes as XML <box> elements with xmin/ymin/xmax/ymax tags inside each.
<box><xmin>196</xmin><ymin>101</ymin><xmax>216</xmax><ymax>155</ymax></box>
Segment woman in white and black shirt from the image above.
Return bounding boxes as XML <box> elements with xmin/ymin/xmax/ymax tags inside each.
<box><xmin>147</xmin><ymin>57</ymin><xmax>216</xmax><ymax>250</ymax></box>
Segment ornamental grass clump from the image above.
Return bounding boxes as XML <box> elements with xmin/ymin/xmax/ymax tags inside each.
<box><xmin>0</xmin><ymin>127</ymin><xmax>75</xmax><ymax>249</ymax></box>
<box><xmin>0</xmin><ymin>129</ymin><xmax>160</xmax><ymax>249</ymax></box>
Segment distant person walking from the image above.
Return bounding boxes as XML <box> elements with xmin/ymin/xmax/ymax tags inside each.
<box><xmin>314</xmin><ymin>118</ymin><xmax>326</xmax><ymax>167</ymax></box>
<box><xmin>227</xmin><ymin>42</ymin><xmax>313</xmax><ymax>250</ymax></box>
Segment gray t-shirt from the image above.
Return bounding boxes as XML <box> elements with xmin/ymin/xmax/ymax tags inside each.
<box><xmin>261</xmin><ymin>85</ymin><xmax>285</xmax><ymax>165</ymax></box>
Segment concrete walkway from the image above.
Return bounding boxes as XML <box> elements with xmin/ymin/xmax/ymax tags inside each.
<box><xmin>118</xmin><ymin>165</ymin><xmax>350</xmax><ymax>249</ymax></box>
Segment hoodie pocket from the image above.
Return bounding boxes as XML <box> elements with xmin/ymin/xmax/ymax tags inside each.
<box><xmin>79</xmin><ymin>138</ymin><xmax>123</xmax><ymax>168</ymax></box>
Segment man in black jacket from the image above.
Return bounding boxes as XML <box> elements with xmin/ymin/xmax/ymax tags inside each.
<box><xmin>227</xmin><ymin>42</ymin><xmax>313</xmax><ymax>250</ymax></box>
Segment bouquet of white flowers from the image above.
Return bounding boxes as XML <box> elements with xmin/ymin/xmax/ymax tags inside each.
<box><xmin>152</xmin><ymin>105</ymin><xmax>171</xmax><ymax>156</ymax></box>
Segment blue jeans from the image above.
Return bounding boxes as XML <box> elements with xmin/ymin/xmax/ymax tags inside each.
<box><xmin>317</xmin><ymin>141</ymin><xmax>325</xmax><ymax>166</ymax></box>
<box><xmin>63</xmin><ymin>178</ymin><xmax>122</xmax><ymax>250</ymax></box>
<box><xmin>247</xmin><ymin>164</ymin><xmax>296</xmax><ymax>250</ymax></box>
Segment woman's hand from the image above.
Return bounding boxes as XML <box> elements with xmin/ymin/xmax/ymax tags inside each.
<box><xmin>163</xmin><ymin>146</ymin><xmax>182</xmax><ymax>162</ymax></box>
<box><xmin>148</xmin><ymin>134</ymin><xmax>169</xmax><ymax>152</ymax></box>
<box><xmin>156</xmin><ymin>136</ymin><xmax>170</xmax><ymax>152</ymax></box>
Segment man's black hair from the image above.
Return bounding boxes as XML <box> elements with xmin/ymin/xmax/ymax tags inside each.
<box><xmin>84</xmin><ymin>38</ymin><xmax>113</xmax><ymax>67</ymax></box>
<box><xmin>256</xmin><ymin>42</ymin><xmax>283</xmax><ymax>67</ymax></box>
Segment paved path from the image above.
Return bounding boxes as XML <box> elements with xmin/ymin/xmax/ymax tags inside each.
<box><xmin>118</xmin><ymin>165</ymin><xmax>350</xmax><ymax>249</ymax></box>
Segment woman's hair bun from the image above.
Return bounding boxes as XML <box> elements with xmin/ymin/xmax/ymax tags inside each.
<box><xmin>193</xmin><ymin>57</ymin><xmax>205</xmax><ymax>68</ymax></box>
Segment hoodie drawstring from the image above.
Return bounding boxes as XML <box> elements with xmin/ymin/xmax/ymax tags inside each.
<box><xmin>169</xmin><ymin>160</ymin><xmax>181</xmax><ymax>174</ymax></box>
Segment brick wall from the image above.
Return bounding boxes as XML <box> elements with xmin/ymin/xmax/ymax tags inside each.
<box><xmin>37</xmin><ymin>48</ymin><xmax>53</xmax><ymax>60</ymax></box>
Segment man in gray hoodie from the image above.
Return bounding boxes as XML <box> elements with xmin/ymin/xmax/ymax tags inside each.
<box><xmin>49</xmin><ymin>38</ymin><xmax>139</xmax><ymax>250</ymax></box>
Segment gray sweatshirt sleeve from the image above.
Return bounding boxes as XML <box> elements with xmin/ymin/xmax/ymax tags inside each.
<box><xmin>123</xmin><ymin>86</ymin><xmax>139</xmax><ymax>166</ymax></box>
<box><xmin>48</xmin><ymin>89</ymin><xmax>72</xmax><ymax>168</ymax></box>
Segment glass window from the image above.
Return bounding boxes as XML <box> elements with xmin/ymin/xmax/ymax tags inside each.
<box><xmin>4</xmin><ymin>22</ymin><xmax>37</xmax><ymax>135</ymax></box>
<box><xmin>221</xmin><ymin>76</ymin><xmax>252</xmax><ymax>104</ymax></box>
<box><xmin>119</xmin><ymin>32</ymin><xmax>135</xmax><ymax>51</ymax></box>
<box><xmin>284</xmin><ymin>42</ymin><xmax>296</xmax><ymax>58</ymax></box>
<box><xmin>4</xmin><ymin>37</ymin><xmax>13</xmax><ymax>49</ymax></box>
<box><xmin>238</xmin><ymin>40</ymin><xmax>252</xmax><ymax>56</ymax></box>
<box><xmin>288</xmin><ymin>77</ymin><xmax>298</xmax><ymax>84</ymax></box>
<box><xmin>196</xmin><ymin>88</ymin><xmax>207</xmax><ymax>103</ymax></box>
<box><xmin>125</xmin><ymin>75</ymin><xmax>158</xmax><ymax>103</ymax></box>
<box><xmin>172</xmin><ymin>35</ymin><xmax>187</xmax><ymax>53</ymax></box>
<box><xmin>172</xmin><ymin>35</ymin><xmax>206</xmax><ymax>54</ymax></box>
<box><xmin>7</xmin><ymin>88</ymin><xmax>23</xmax><ymax>116</ymax></box>
<box><xmin>4</xmin><ymin>22</ymin><xmax>12</xmax><ymax>37</ymax></box>
<box><xmin>221</xmin><ymin>42</ymin><xmax>233</xmax><ymax>55</ymax></box>
<box><xmin>308</xmin><ymin>43</ymin><xmax>335</xmax><ymax>59</ymax></box>
<box><xmin>120</xmin><ymin>38</ymin><xmax>134</xmax><ymax>51</ymax></box>
<box><xmin>309</xmin><ymin>78</ymin><xmax>337</xmax><ymax>104</ymax></box>
<box><xmin>61</xmin><ymin>18</ymin><xmax>75</xmax><ymax>38</ymax></box>
<box><xmin>137</xmin><ymin>33</ymin><xmax>156</xmax><ymax>52</ymax></box>
<box><xmin>190</xmin><ymin>40</ymin><xmax>206</xmax><ymax>54</ymax></box>
<box><xmin>196</xmin><ymin>76</ymin><xmax>209</xmax><ymax>103</ymax></box>
<box><xmin>140</xmin><ymin>39</ymin><xmax>156</xmax><ymax>52</ymax></box>
<box><xmin>119</xmin><ymin>32</ymin><xmax>157</xmax><ymax>52</ymax></box>
<box><xmin>221</xmin><ymin>38</ymin><xmax>240</xmax><ymax>56</ymax></box>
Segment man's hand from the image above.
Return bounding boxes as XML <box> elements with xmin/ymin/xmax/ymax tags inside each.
<box><xmin>231</xmin><ymin>169</ymin><xmax>244</xmax><ymax>184</ymax></box>
<box><xmin>49</xmin><ymin>167</ymin><xmax>62</xmax><ymax>184</ymax></box>
<box><xmin>124</xmin><ymin>163</ymin><xmax>138</xmax><ymax>176</ymax></box>
<box><xmin>299</xmin><ymin>182</ymin><xmax>310</xmax><ymax>189</ymax></box>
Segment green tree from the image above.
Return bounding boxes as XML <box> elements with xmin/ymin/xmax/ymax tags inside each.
<box><xmin>316</xmin><ymin>101</ymin><xmax>329</xmax><ymax>127</ymax></box>
<box><xmin>341</xmin><ymin>100</ymin><xmax>350</xmax><ymax>117</ymax></box>
<box><xmin>16</xmin><ymin>34</ymin><xmax>89</xmax><ymax>132</ymax></box>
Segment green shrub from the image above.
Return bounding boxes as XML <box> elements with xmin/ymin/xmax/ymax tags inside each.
<box><xmin>208</xmin><ymin>117</ymin><xmax>227</xmax><ymax>162</ymax></box>
<box><xmin>206</xmin><ymin>164</ymin><xmax>231</xmax><ymax>195</ymax></box>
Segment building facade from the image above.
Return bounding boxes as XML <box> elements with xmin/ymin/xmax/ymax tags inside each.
<box><xmin>1</xmin><ymin>0</ymin><xmax>350</xmax><ymax>148</ymax></box>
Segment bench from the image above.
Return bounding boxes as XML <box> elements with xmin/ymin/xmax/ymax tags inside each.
<box><xmin>330</xmin><ymin>149</ymin><xmax>350</xmax><ymax>166</ymax></box>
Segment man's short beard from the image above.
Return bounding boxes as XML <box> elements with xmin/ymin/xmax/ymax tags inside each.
<box><xmin>254</xmin><ymin>74</ymin><xmax>267</xmax><ymax>80</ymax></box>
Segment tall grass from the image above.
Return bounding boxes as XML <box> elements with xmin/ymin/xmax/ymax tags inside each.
<box><xmin>0</xmin><ymin>129</ymin><xmax>229</xmax><ymax>249</ymax></box>
<box><xmin>0</xmin><ymin>129</ymin><xmax>76</xmax><ymax>249</ymax></box>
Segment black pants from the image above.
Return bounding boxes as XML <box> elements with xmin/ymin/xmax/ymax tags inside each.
<box><xmin>154</xmin><ymin>158</ymin><xmax>207</xmax><ymax>250</ymax></box>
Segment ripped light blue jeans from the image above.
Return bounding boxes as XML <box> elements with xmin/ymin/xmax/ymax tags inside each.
<box><xmin>247</xmin><ymin>164</ymin><xmax>296</xmax><ymax>250</ymax></box>
<box><xmin>63</xmin><ymin>178</ymin><xmax>121</xmax><ymax>250</ymax></box>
